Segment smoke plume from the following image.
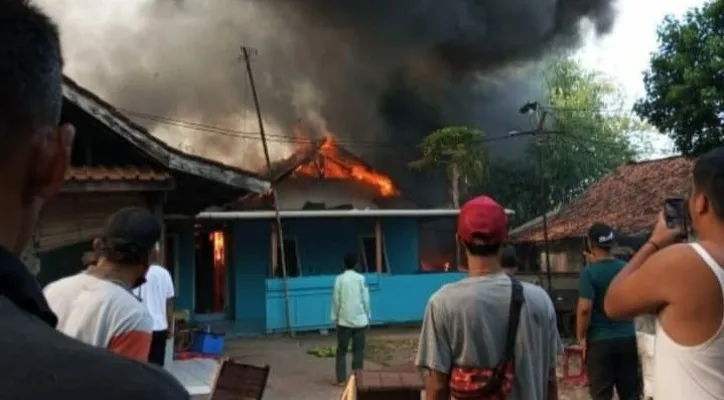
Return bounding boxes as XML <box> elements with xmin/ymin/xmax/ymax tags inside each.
<box><xmin>38</xmin><ymin>0</ymin><xmax>617</xmax><ymax>206</ymax></box>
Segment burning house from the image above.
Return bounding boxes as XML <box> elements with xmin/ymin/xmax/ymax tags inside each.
<box><xmin>167</xmin><ymin>132</ymin><xmax>513</xmax><ymax>335</ymax></box>
<box><xmin>34</xmin><ymin>77</ymin><xmax>269</xmax><ymax>286</ymax></box>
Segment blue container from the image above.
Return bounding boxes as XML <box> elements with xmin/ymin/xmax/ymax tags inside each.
<box><xmin>191</xmin><ymin>331</ymin><xmax>225</xmax><ymax>355</ymax></box>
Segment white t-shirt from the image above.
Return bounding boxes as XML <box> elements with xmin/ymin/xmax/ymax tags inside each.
<box><xmin>133</xmin><ymin>265</ymin><xmax>175</xmax><ymax>331</ymax></box>
<box><xmin>44</xmin><ymin>273</ymin><xmax>153</xmax><ymax>361</ymax></box>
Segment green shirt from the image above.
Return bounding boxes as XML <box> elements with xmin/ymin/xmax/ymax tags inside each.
<box><xmin>579</xmin><ymin>258</ymin><xmax>636</xmax><ymax>342</ymax></box>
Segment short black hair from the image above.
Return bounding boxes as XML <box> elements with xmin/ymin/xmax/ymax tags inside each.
<box><xmin>343</xmin><ymin>253</ymin><xmax>358</xmax><ymax>270</ymax></box>
<box><xmin>462</xmin><ymin>241</ymin><xmax>501</xmax><ymax>257</ymax></box>
<box><xmin>99</xmin><ymin>207</ymin><xmax>161</xmax><ymax>266</ymax></box>
<box><xmin>501</xmin><ymin>245</ymin><xmax>517</xmax><ymax>268</ymax></box>
<box><xmin>693</xmin><ymin>147</ymin><xmax>724</xmax><ymax>219</ymax></box>
<box><xmin>0</xmin><ymin>1</ymin><xmax>63</xmax><ymax>152</ymax></box>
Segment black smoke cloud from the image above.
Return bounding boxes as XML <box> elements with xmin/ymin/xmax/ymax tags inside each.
<box><xmin>42</xmin><ymin>0</ymin><xmax>617</xmax><ymax>206</ymax></box>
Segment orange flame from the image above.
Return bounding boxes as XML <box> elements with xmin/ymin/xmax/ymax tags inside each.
<box><xmin>209</xmin><ymin>231</ymin><xmax>225</xmax><ymax>265</ymax></box>
<box><xmin>293</xmin><ymin>135</ymin><xmax>399</xmax><ymax>197</ymax></box>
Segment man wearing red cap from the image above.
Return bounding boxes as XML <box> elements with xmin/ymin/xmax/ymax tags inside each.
<box><xmin>415</xmin><ymin>196</ymin><xmax>562</xmax><ymax>400</ymax></box>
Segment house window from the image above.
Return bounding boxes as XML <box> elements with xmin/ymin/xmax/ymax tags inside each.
<box><xmin>359</xmin><ymin>236</ymin><xmax>389</xmax><ymax>273</ymax></box>
<box><xmin>272</xmin><ymin>238</ymin><xmax>301</xmax><ymax>278</ymax></box>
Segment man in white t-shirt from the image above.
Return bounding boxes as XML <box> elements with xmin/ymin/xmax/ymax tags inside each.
<box><xmin>134</xmin><ymin>244</ymin><xmax>175</xmax><ymax>366</ymax></box>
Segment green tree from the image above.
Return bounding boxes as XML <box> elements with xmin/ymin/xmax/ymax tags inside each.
<box><xmin>540</xmin><ymin>57</ymin><xmax>642</xmax><ymax>204</ymax></box>
<box><xmin>634</xmin><ymin>0</ymin><xmax>724</xmax><ymax>156</ymax></box>
<box><xmin>409</xmin><ymin>126</ymin><xmax>488</xmax><ymax>206</ymax></box>
<box><xmin>481</xmin><ymin>57</ymin><xmax>644</xmax><ymax>225</ymax></box>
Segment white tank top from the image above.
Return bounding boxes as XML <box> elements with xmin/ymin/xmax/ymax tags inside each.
<box><xmin>654</xmin><ymin>243</ymin><xmax>724</xmax><ymax>400</ymax></box>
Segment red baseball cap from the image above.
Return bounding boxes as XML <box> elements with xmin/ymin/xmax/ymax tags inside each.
<box><xmin>457</xmin><ymin>195</ymin><xmax>508</xmax><ymax>244</ymax></box>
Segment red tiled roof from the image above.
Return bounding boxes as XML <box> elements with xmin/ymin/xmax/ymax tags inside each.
<box><xmin>66</xmin><ymin>166</ymin><xmax>172</xmax><ymax>182</ymax></box>
<box><xmin>513</xmin><ymin>156</ymin><xmax>693</xmax><ymax>242</ymax></box>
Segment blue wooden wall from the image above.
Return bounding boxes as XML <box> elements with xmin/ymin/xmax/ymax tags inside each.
<box><xmin>173</xmin><ymin>223</ymin><xmax>195</xmax><ymax>313</ymax></box>
<box><xmin>265</xmin><ymin>272</ymin><xmax>466</xmax><ymax>332</ymax></box>
<box><xmin>231</xmin><ymin>220</ymin><xmax>269</xmax><ymax>335</ymax></box>
<box><xmin>173</xmin><ymin>217</ymin><xmax>464</xmax><ymax>335</ymax></box>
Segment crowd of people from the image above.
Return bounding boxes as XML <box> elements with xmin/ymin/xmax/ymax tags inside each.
<box><xmin>333</xmin><ymin>147</ymin><xmax>724</xmax><ymax>400</ymax></box>
<box><xmin>4</xmin><ymin>1</ymin><xmax>724</xmax><ymax>399</ymax></box>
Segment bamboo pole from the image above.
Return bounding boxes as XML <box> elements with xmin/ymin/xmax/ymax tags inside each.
<box><xmin>374</xmin><ymin>218</ymin><xmax>383</xmax><ymax>273</ymax></box>
<box><xmin>241</xmin><ymin>46</ymin><xmax>294</xmax><ymax>336</ymax></box>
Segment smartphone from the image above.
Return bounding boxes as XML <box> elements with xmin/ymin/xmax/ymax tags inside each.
<box><xmin>664</xmin><ymin>197</ymin><xmax>688</xmax><ymax>230</ymax></box>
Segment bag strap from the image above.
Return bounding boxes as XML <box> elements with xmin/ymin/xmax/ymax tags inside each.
<box><xmin>503</xmin><ymin>277</ymin><xmax>524</xmax><ymax>360</ymax></box>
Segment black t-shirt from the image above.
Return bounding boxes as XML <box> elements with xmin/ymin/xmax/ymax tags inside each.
<box><xmin>0</xmin><ymin>246</ymin><xmax>189</xmax><ymax>399</ymax></box>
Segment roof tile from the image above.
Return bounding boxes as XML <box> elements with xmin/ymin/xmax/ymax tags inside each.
<box><xmin>513</xmin><ymin>156</ymin><xmax>693</xmax><ymax>241</ymax></box>
<box><xmin>66</xmin><ymin>166</ymin><xmax>172</xmax><ymax>182</ymax></box>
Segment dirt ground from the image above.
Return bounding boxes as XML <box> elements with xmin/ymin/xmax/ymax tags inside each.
<box><xmin>361</xmin><ymin>329</ymin><xmax>590</xmax><ymax>400</ymax></box>
<box><xmin>236</xmin><ymin>326</ymin><xmax>590</xmax><ymax>399</ymax></box>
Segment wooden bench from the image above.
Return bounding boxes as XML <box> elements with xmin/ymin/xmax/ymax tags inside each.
<box><xmin>340</xmin><ymin>369</ymin><xmax>423</xmax><ymax>400</ymax></box>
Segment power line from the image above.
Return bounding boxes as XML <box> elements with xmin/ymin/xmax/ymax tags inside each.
<box><xmin>121</xmin><ymin>106</ymin><xmax>641</xmax><ymax>151</ymax></box>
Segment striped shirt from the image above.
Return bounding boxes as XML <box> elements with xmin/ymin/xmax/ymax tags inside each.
<box><xmin>44</xmin><ymin>273</ymin><xmax>153</xmax><ymax>362</ymax></box>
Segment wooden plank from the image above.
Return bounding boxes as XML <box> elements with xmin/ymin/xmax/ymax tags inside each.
<box><xmin>37</xmin><ymin>192</ymin><xmax>146</xmax><ymax>252</ymax></box>
<box><xmin>339</xmin><ymin>375</ymin><xmax>357</xmax><ymax>400</ymax></box>
<box><xmin>61</xmin><ymin>179</ymin><xmax>174</xmax><ymax>193</ymax></box>
<box><xmin>270</xmin><ymin>221</ymin><xmax>278</xmax><ymax>276</ymax></box>
<box><xmin>374</xmin><ymin>219</ymin><xmax>382</xmax><ymax>273</ymax></box>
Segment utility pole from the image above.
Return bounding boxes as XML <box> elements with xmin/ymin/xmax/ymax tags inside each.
<box><xmin>451</xmin><ymin>163</ymin><xmax>460</xmax><ymax>271</ymax></box>
<box><xmin>510</xmin><ymin>102</ymin><xmax>556</xmax><ymax>293</ymax></box>
<box><xmin>240</xmin><ymin>46</ymin><xmax>294</xmax><ymax>337</ymax></box>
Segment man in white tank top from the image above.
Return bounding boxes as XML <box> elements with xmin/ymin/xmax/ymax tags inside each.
<box><xmin>604</xmin><ymin>147</ymin><xmax>724</xmax><ymax>400</ymax></box>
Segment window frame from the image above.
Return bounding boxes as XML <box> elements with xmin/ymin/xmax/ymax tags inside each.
<box><xmin>358</xmin><ymin>233</ymin><xmax>390</xmax><ymax>274</ymax></box>
<box><xmin>270</xmin><ymin>235</ymin><xmax>303</xmax><ymax>278</ymax></box>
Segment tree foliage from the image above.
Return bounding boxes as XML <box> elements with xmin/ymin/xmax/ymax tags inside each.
<box><xmin>634</xmin><ymin>0</ymin><xmax>724</xmax><ymax>156</ymax></box>
<box><xmin>539</xmin><ymin>57</ymin><xmax>642</xmax><ymax>204</ymax></box>
<box><xmin>481</xmin><ymin>57</ymin><xmax>643</xmax><ymax>225</ymax></box>
<box><xmin>409</xmin><ymin>126</ymin><xmax>487</xmax><ymax>200</ymax></box>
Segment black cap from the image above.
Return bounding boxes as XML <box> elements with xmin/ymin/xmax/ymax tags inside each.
<box><xmin>587</xmin><ymin>223</ymin><xmax>617</xmax><ymax>249</ymax></box>
<box><xmin>101</xmin><ymin>207</ymin><xmax>161</xmax><ymax>256</ymax></box>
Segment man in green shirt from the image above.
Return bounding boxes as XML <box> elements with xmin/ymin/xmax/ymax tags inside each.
<box><xmin>576</xmin><ymin>223</ymin><xmax>641</xmax><ymax>400</ymax></box>
<box><xmin>331</xmin><ymin>253</ymin><xmax>371</xmax><ymax>385</ymax></box>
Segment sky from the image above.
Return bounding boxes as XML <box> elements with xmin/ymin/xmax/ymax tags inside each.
<box><xmin>577</xmin><ymin>0</ymin><xmax>708</xmax><ymax>158</ymax></box>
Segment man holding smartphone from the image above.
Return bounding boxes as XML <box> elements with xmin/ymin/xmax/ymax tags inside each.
<box><xmin>605</xmin><ymin>147</ymin><xmax>724</xmax><ymax>400</ymax></box>
<box><xmin>576</xmin><ymin>223</ymin><xmax>641</xmax><ymax>400</ymax></box>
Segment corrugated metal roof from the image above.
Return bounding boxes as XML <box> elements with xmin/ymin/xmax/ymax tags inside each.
<box><xmin>66</xmin><ymin>166</ymin><xmax>172</xmax><ymax>182</ymax></box>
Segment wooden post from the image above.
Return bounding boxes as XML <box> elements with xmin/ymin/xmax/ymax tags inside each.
<box><xmin>270</xmin><ymin>221</ymin><xmax>278</xmax><ymax>276</ymax></box>
<box><xmin>242</xmin><ymin>46</ymin><xmax>294</xmax><ymax>336</ymax></box>
<box><xmin>153</xmin><ymin>198</ymin><xmax>166</xmax><ymax>266</ymax></box>
<box><xmin>374</xmin><ymin>218</ymin><xmax>383</xmax><ymax>273</ymax></box>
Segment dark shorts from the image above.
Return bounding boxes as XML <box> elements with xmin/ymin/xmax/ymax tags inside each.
<box><xmin>586</xmin><ymin>336</ymin><xmax>642</xmax><ymax>400</ymax></box>
<box><xmin>148</xmin><ymin>330</ymin><xmax>167</xmax><ymax>366</ymax></box>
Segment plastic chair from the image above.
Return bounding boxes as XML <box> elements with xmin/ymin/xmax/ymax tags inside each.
<box><xmin>562</xmin><ymin>345</ymin><xmax>588</xmax><ymax>386</ymax></box>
